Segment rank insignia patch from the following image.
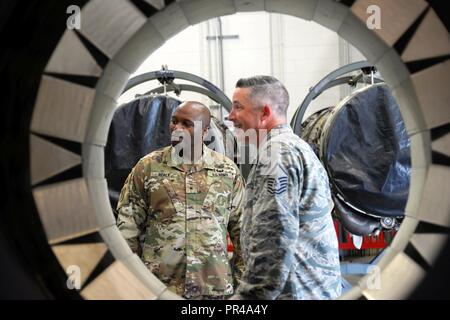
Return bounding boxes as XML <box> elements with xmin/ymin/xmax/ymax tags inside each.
<box><xmin>267</xmin><ymin>165</ymin><xmax>288</xmax><ymax>195</ymax></box>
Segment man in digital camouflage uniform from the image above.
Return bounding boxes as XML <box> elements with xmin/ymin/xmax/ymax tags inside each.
<box><xmin>228</xmin><ymin>76</ymin><xmax>342</xmax><ymax>300</ymax></box>
<box><xmin>116</xmin><ymin>101</ymin><xmax>245</xmax><ymax>300</ymax></box>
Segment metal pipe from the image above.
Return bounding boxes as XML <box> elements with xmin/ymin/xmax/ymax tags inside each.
<box><xmin>216</xmin><ymin>17</ymin><xmax>225</xmax><ymax>92</ymax></box>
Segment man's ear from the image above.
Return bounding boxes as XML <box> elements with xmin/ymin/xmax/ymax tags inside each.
<box><xmin>202</xmin><ymin>126</ymin><xmax>209</xmax><ymax>139</ymax></box>
<box><xmin>261</xmin><ymin>105</ymin><xmax>272</xmax><ymax>124</ymax></box>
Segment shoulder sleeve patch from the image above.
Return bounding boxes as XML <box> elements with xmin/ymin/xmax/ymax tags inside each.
<box><xmin>266</xmin><ymin>165</ymin><xmax>288</xmax><ymax>195</ymax></box>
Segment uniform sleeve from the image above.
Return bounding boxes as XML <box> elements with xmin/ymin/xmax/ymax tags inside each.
<box><xmin>237</xmin><ymin>144</ymin><xmax>302</xmax><ymax>300</ymax></box>
<box><xmin>116</xmin><ymin>160</ymin><xmax>149</xmax><ymax>255</ymax></box>
<box><xmin>228</xmin><ymin>170</ymin><xmax>245</xmax><ymax>288</ymax></box>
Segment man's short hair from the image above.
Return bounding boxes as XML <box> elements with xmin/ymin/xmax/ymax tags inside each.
<box><xmin>236</xmin><ymin>75</ymin><xmax>289</xmax><ymax>116</ymax></box>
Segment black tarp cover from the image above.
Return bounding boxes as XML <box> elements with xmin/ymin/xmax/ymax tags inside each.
<box><xmin>105</xmin><ymin>95</ymin><xmax>181</xmax><ymax>209</ymax></box>
<box><xmin>324</xmin><ymin>84</ymin><xmax>411</xmax><ymax>218</ymax></box>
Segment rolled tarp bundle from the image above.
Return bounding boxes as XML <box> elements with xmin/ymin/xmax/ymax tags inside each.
<box><xmin>301</xmin><ymin>84</ymin><xmax>411</xmax><ymax>234</ymax></box>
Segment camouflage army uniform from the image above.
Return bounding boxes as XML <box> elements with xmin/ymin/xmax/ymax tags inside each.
<box><xmin>116</xmin><ymin>145</ymin><xmax>245</xmax><ymax>299</ymax></box>
<box><xmin>300</xmin><ymin>107</ymin><xmax>333</xmax><ymax>157</ymax></box>
<box><xmin>236</xmin><ymin>124</ymin><xmax>342</xmax><ymax>300</ymax></box>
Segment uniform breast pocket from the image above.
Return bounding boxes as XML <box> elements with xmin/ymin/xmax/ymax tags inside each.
<box><xmin>148</xmin><ymin>173</ymin><xmax>182</xmax><ymax>224</ymax></box>
<box><xmin>204</xmin><ymin>173</ymin><xmax>234</xmax><ymax>223</ymax></box>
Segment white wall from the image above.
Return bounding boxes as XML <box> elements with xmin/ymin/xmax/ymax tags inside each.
<box><xmin>280</xmin><ymin>14</ymin><xmax>341</xmax><ymax>121</ymax></box>
<box><xmin>118</xmin><ymin>24</ymin><xmax>209</xmax><ymax>105</ymax></box>
<box><xmin>118</xmin><ymin>12</ymin><xmax>366</xmax><ymax>123</ymax></box>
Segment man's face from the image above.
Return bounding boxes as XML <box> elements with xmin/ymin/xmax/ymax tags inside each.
<box><xmin>229</xmin><ymin>87</ymin><xmax>262</xmax><ymax>132</ymax></box>
<box><xmin>170</xmin><ymin>105</ymin><xmax>205</xmax><ymax>149</ymax></box>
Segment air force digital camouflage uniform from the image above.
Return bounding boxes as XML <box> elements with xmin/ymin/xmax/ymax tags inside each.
<box><xmin>116</xmin><ymin>145</ymin><xmax>245</xmax><ymax>299</ymax></box>
<box><xmin>236</xmin><ymin>124</ymin><xmax>342</xmax><ymax>300</ymax></box>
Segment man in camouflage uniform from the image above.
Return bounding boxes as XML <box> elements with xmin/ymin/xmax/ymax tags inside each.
<box><xmin>228</xmin><ymin>76</ymin><xmax>342</xmax><ymax>300</ymax></box>
<box><xmin>116</xmin><ymin>101</ymin><xmax>245</xmax><ymax>299</ymax></box>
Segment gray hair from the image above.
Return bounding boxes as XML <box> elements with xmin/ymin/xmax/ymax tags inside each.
<box><xmin>235</xmin><ymin>75</ymin><xmax>289</xmax><ymax>116</ymax></box>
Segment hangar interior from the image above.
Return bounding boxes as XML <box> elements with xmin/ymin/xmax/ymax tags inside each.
<box><xmin>1</xmin><ymin>0</ymin><xmax>449</xmax><ymax>300</ymax></box>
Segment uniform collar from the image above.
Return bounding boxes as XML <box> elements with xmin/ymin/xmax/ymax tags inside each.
<box><xmin>261</xmin><ymin>124</ymin><xmax>292</xmax><ymax>145</ymax></box>
<box><xmin>165</xmin><ymin>144</ymin><xmax>215</xmax><ymax>171</ymax></box>
<box><xmin>246</xmin><ymin>125</ymin><xmax>292</xmax><ymax>166</ymax></box>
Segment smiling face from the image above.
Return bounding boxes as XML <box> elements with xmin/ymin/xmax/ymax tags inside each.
<box><xmin>169</xmin><ymin>102</ymin><xmax>209</xmax><ymax>148</ymax></box>
<box><xmin>228</xmin><ymin>87</ymin><xmax>263</xmax><ymax>132</ymax></box>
